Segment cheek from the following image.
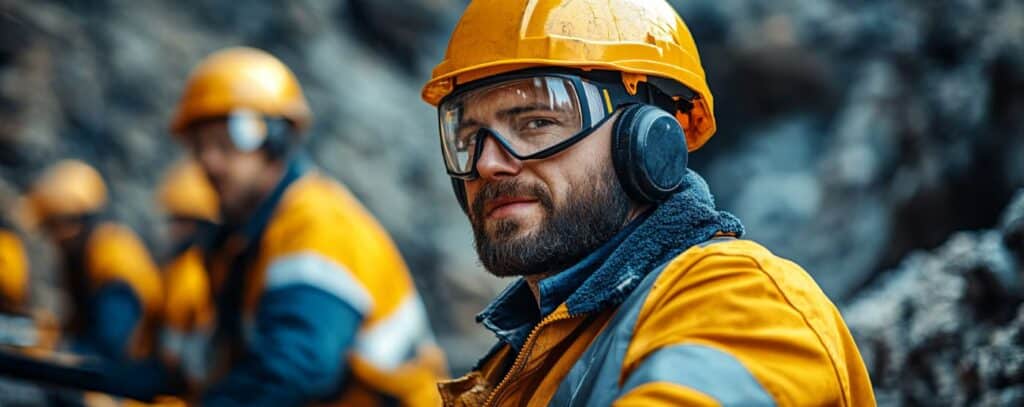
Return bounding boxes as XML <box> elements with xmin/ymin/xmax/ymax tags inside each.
<box><xmin>531</xmin><ymin>153</ymin><xmax>613</xmax><ymax>208</ymax></box>
<box><xmin>464</xmin><ymin>180</ymin><xmax>482</xmax><ymax>203</ymax></box>
<box><xmin>225</xmin><ymin>152</ymin><xmax>262</xmax><ymax>181</ymax></box>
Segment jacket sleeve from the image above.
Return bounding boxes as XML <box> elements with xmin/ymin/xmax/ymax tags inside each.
<box><xmin>613</xmin><ymin>245</ymin><xmax>855</xmax><ymax>407</ymax></box>
<box><xmin>74</xmin><ymin>281</ymin><xmax>142</xmax><ymax>360</ymax></box>
<box><xmin>201</xmin><ymin>282</ymin><xmax>363</xmax><ymax>406</ymax></box>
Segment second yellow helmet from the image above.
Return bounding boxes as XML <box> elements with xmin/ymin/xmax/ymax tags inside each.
<box><xmin>170</xmin><ymin>47</ymin><xmax>311</xmax><ymax>135</ymax></box>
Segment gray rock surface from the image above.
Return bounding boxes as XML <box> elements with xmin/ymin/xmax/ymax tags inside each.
<box><xmin>846</xmin><ymin>190</ymin><xmax>1024</xmax><ymax>406</ymax></box>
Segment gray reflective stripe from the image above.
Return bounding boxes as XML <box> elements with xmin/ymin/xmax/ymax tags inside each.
<box><xmin>264</xmin><ymin>251</ymin><xmax>373</xmax><ymax>315</ymax></box>
<box><xmin>550</xmin><ymin>237</ymin><xmax>745</xmax><ymax>407</ymax></box>
<box><xmin>621</xmin><ymin>344</ymin><xmax>775</xmax><ymax>406</ymax></box>
<box><xmin>551</xmin><ymin>259</ymin><xmax>668</xmax><ymax>407</ymax></box>
<box><xmin>162</xmin><ymin>327</ymin><xmax>215</xmax><ymax>383</ymax></box>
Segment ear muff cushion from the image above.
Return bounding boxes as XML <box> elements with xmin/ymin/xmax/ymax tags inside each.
<box><xmin>261</xmin><ymin>118</ymin><xmax>297</xmax><ymax>158</ymax></box>
<box><xmin>612</xmin><ymin>104</ymin><xmax>646</xmax><ymax>202</ymax></box>
<box><xmin>612</xmin><ymin>104</ymin><xmax>689</xmax><ymax>203</ymax></box>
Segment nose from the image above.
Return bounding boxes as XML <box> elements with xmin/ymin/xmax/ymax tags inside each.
<box><xmin>475</xmin><ymin>135</ymin><xmax>521</xmax><ymax>180</ymax></box>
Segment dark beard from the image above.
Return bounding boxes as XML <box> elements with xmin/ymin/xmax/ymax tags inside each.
<box><xmin>470</xmin><ymin>163</ymin><xmax>631</xmax><ymax>277</ymax></box>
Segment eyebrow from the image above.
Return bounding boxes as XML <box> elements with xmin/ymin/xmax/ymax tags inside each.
<box><xmin>457</xmin><ymin>103</ymin><xmax>569</xmax><ymax>132</ymax></box>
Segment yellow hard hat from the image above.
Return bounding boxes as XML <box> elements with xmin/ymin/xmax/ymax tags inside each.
<box><xmin>20</xmin><ymin>160</ymin><xmax>107</xmax><ymax>227</ymax></box>
<box><xmin>422</xmin><ymin>0</ymin><xmax>716</xmax><ymax>151</ymax></box>
<box><xmin>157</xmin><ymin>160</ymin><xmax>219</xmax><ymax>222</ymax></box>
<box><xmin>170</xmin><ymin>47</ymin><xmax>312</xmax><ymax>135</ymax></box>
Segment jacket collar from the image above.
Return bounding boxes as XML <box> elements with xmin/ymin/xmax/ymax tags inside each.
<box><xmin>476</xmin><ymin>170</ymin><xmax>744</xmax><ymax>347</ymax></box>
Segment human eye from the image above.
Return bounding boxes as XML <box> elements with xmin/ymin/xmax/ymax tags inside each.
<box><xmin>524</xmin><ymin>118</ymin><xmax>558</xmax><ymax>130</ymax></box>
<box><xmin>455</xmin><ymin>128</ymin><xmax>479</xmax><ymax>151</ymax></box>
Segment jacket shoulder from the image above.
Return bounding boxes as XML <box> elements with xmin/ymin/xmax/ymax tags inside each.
<box><xmin>621</xmin><ymin>239</ymin><xmax>871</xmax><ymax>406</ymax></box>
<box><xmin>86</xmin><ymin>222</ymin><xmax>162</xmax><ymax>312</ymax></box>
<box><xmin>264</xmin><ymin>173</ymin><xmax>390</xmax><ymax>256</ymax></box>
<box><xmin>258</xmin><ymin>173</ymin><xmax>415</xmax><ymax>319</ymax></box>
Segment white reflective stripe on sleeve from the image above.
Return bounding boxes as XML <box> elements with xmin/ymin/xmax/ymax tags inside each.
<box><xmin>352</xmin><ymin>294</ymin><xmax>432</xmax><ymax>372</ymax></box>
<box><xmin>161</xmin><ymin>328</ymin><xmax>186</xmax><ymax>359</ymax></box>
<box><xmin>264</xmin><ymin>251</ymin><xmax>373</xmax><ymax>315</ymax></box>
<box><xmin>161</xmin><ymin>327</ymin><xmax>214</xmax><ymax>383</ymax></box>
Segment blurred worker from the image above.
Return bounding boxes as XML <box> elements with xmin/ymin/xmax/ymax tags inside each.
<box><xmin>422</xmin><ymin>1</ymin><xmax>876</xmax><ymax>405</ymax></box>
<box><xmin>154</xmin><ymin>159</ymin><xmax>218</xmax><ymax>391</ymax></box>
<box><xmin>0</xmin><ymin>217</ymin><xmax>29</xmax><ymax>313</ymax></box>
<box><xmin>20</xmin><ymin>160</ymin><xmax>163</xmax><ymax>362</ymax></box>
<box><xmin>169</xmin><ymin>47</ymin><xmax>445</xmax><ymax>406</ymax></box>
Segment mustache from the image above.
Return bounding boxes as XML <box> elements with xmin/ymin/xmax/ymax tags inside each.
<box><xmin>470</xmin><ymin>179</ymin><xmax>554</xmax><ymax>221</ymax></box>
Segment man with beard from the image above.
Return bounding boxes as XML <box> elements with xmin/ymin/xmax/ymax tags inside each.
<box><xmin>422</xmin><ymin>1</ymin><xmax>876</xmax><ymax>405</ymax></box>
<box><xmin>168</xmin><ymin>47</ymin><xmax>446</xmax><ymax>406</ymax></box>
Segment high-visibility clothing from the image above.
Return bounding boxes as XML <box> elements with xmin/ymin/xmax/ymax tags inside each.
<box><xmin>0</xmin><ymin>227</ymin><xmax>29</xmax><ymax>312</ymax></box>
<box><xmin>160</xmin><ymin>245</ymin><xmax>215</xmax><ymax>389</ymax></box>
<box><xmin>439</xmin><ymin>172</ymin><xmax>874</xmax><ymax>406</ymax></box>
<box><xmin>67</xmin><ymin>221</ymin><xmax>163</xmax><ymax>361</ymax></box>
<box><xmin>196</xmin><ymin>158</ymin><xmax>446</xmax><ymax>406</ymax></box>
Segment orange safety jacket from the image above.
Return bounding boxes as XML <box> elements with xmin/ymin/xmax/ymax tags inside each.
<box><xmin>0</xmin><ymin>226</ymin><xmax>29</xmax><ymax>312</ymax></box>
<box><xmin>67</xmin><ymin>220</ymin><xmax>164</xmax><ymax>360</ymax></box>
<box><xmin>439</xmin><ymin>172</ymin><xmax>875</xmax><ymax>406</ymax></box>
<box><xmin>196</xmin><ymin>158</ymin><xmax>446</xmax><ymax>406</ymax></box>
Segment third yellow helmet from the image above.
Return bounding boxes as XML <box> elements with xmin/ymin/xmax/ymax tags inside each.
<box><xmin>157</xmin><ymin>159</ymin><xmax>219</xmax><ymax>223</ymax></box>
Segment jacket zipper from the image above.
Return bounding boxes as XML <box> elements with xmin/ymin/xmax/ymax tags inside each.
<box><xmin>484</xmin><ymin>310</ymin><xmax>576</xmax><ymax>407</ymax></box>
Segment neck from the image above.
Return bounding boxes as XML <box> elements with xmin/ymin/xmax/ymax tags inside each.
<box><xmin>226</xmin><ymin>160</ymin><xmax>288</xmax><ymax>225</ymax></box>
<box><xmin>626</xmin><ymin>203</ymin><xmax>651</xmax><ymax>224</ymax></box>
<box><xmin>524</xmin><ymin>272</ymin><xmax>555</xmax><ymax>306</ymax></box>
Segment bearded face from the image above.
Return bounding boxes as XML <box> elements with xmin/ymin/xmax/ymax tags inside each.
<box><xmin>468</xmin><ymin>158</ymin><xmax>630</xmax><ymax>277</ymax></box>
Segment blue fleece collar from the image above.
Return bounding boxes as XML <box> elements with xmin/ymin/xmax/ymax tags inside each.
<box><xmin>565</xmin><ymin>170</ymin><xmax>744</xmax><ymax>315</ymax></box>
<box><xmin>476</xmin><ymin>170</ymin><xmax>745</xmax><ymax>349</ymax></box>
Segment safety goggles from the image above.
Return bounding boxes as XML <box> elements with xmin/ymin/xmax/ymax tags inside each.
<box><xmin>438</xmin><ymin>72</ymin><xmax>637</xmax><ymax>179</ymax></box>
<box><xmin>183</xmin><ymin>109</ymin><xmax>291</xmax><ymax>153</ymax></box>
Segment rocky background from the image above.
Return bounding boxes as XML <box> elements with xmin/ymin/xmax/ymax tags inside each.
<box><xmin>0</xmin><ymin>0</ymin><xmax>1022</xmax><ymax>403</ymax></box>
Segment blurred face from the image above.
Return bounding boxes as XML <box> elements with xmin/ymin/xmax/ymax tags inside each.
<box><xmin>167</xmin><ymin>217</ymin><xmax>198</xmax><ymax>246</ymax></box>
<box><xmin>460</xmin><ymin>84</ymin><xmax>632</xmax><ymax>277</ymax></box>
<box><xmin>42</xmin><ymin>218</ymin><xmax>85</xmax><ymax>252</ymax></box>
<box><xmin>183</xmin><ymin>120</ymin><xmax>278</xmax><ymax>223</ymax></box>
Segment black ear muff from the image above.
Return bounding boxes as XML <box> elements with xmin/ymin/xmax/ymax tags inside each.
<box><xmin>611</xmin><ymin>104</ymin><xmax>689</xmax><ymax>203</ymax></box>
<box><xmin>262</xmin><ymin>118</ymin><xmax>294</xmax><ymax>158</ymax></box>
<box><xmin>451</xmin><ymin>178</ymin><xmax>469</xmax><ymax>214</ymax></box>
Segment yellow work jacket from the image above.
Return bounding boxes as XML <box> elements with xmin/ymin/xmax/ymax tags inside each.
<box><xmin>440</xmin><ymin>239</ymin><xmax>875</xmax><ymax>406</ymax></box>
<box><xmin>160</xmin><ymin>245</ymin><xmax>214</xmax><ymax>388</ymax></box>
<box><xmin>199</xmin><ymin>161</ymin><xmax>446</xmax><ymax>406</ymax></box>
<box><xmin>0</xmin><ymin>228</ymin><xmax>29</xmax><ymax>312</ymax></box>
<box><xmin>71</xmin><ymin>221</ymin><xmax>164</xmax><ymax>360</ymax></box>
